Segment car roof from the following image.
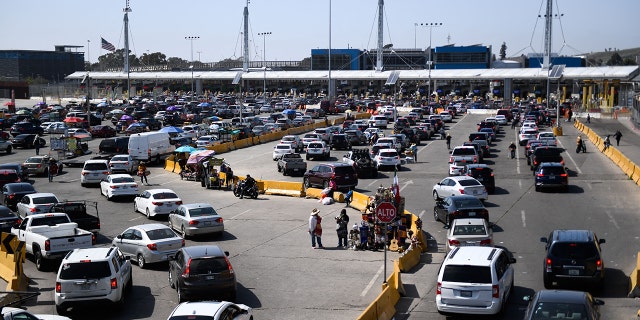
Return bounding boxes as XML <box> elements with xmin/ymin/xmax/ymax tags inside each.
<box><xmin>130</xmin><ymin>223</ymin><xmax>171</xmax><ymax>232</ymax></box>
<box><xmin>445</xmin><ymin>246</ymin><xmax>501</xmax><ymax>266</ymax></box>
<box><xmin>551</xmin><ymin>229</ymin><xmax>595</xmax><ymax>242</ymax></box>
<box><xmin>146</xmin><ymin>188</ymin><xmax>178</xmax><ymax>194</ymax></box>
<box><xmin>169</xmin><ymin>301</ymin><xmax>228</xmax><ymax>318</ymax></box>
<box><xmin>66</xmin><ymin>247</ymin><xmax>117</xmax><ymax>262</ymax></box>
<box><xmin>179</xmin><ymin>203</ymin><xmax>215</xmax><ymax>210</ymax></box>
<box><xmin>465</xmin><ymin>163</ymin><xmax>490</xmax><ymax>169</ymax></box>
<box><xmin>539</xmin><ymin>162</ymin><xmax>564</xmax><ymax>167</ymax></box>
<box><xmin>28</xmin><ymin>192</ymin><xmax>57</xmax><ymax>198</ymax></box>
<box><xmin>451</xmin><ymin>218</ymin><xmax>487</xmax><ymax>226</ymax></box>
<box><xmin>109</xmin><ymin>173</ymin><xmax>134</xmax><ymax>178</ymax></box>
<box><xmin>181</xmin><ymin>245</ymin><xmax>225</xmax><ymax>258</ymax></box>
<box><xmin>534</xmin><ymin>290</ymin><xmax>589</xmax><ymax>304</ymax></box>
<box><xmin>84</xmin><ymin>159</ymin><xmax>109</xmax><ymax>164</ymax></box>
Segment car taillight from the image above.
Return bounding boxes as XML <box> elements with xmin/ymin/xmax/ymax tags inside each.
<box><xmin>30</xmin><ymin>207</ymin><xmax>37</xmax><ymax>212</ymax></box>
<box><xmin>45</xmin><ymin>240</ymin><xmax>50</xmax><ymax>251</ymax></box>
<box><xmin>147</xmin><ymin>243</ymin><xmax>157</xmax><ymax>251</ymax></box>
<box><xmin>436</xmin><ymin>282</ymin><xmax>442</xmax><ymax>295</ymax></box>
<box><xmin>215</xmin><ymin>217</ymin><xmax>223</xmax><ymax>223</ymax></box>
<box><xmin>110</xmin><ymin>185</ymin><xmax>119</xmax><ymax>189</ymax></box>
<box><xmin>181</xmin><ymin>239</ymin><xmax>185</xmax><ymax>247</ymax></box>
<box><xmin>449</xmin><ymin>157</ymin><xmax>453</xmax><ymax>164</ymax></box>
<box><xmin>480</xmin><ymin>239</ymin><xmax>492</xmax><ymax>246</ymax></box>
<box><xmin>473</xmin><ymin>156</ymin><xmax>477</xmax><ymax>163</ymax></box>
<box><xmin>459</xmin><ymin>189</ymin><xmax>465</xmax><ymax>194</ymax></box>
<box><xmin>36</xmin><ymin>164</ymin><xmax>41</xmax><ymax>168</ymax></box>
<box><xmin>451</xmin><ymin>210</ymin><xmax>461</xmax><ymax>217</ymax></box>
<box><xmin>176</xmin><ymin>201</ymin><xmax>183</xmax><ymax>205</ymax></box>
<box><xmin>8</xmin><ymin>193</ymin><xmax>15</xmax><ymax>199</ymax></box>
<box><xmin>92</xmin><ymin>234</ymin><xmax>96</xmax><ymax>245</ymax></box>
<box><xmin>82</xmin><ymin>172</ymin><xmax>87</xmax><ymax>176</ymax></box>
<box><xmin>111</xmin><ymin>277</ymin><xmax>118</xmax><ymax>289</ymax></box>
<box><xmin>448</xmin><ymin>239</ymin><xmax>460</xmax><ymax>246</ymax></box>
<box><xmin>56</xmin><ymin>282</ymin><xmax>61</xmax><ymax>293</ymax></box>
<box><xmin>182</xmin><ymin>258</ymin><xmax>192</xmax><ymax>278</ymax></box>
<box><xmin>102</xmin><ymin>171</ymin><xmax>110</xmax><ymax>175</ymax></box>
<box><xmin>492</xmin><ymin>284</ymin><xmax>500</xmax><ymax>298</ymax></box>
<box><xmin>545</xmin><ymin>258</ymin><xmax>552</xmax><ymax>272</ymax></box>
<box><xmin>152</xmin><ymin>202</ymin><xmax>164</xmax><ymax>206</ymax></box>
<box><xmin>188</xmin><ymin>220</ymin><xmax>199</xmax><ymax>225</ymax></box>
<box><xmin>596</xmin><ymin>259</ymin><xmax>603</xmax><ymax>270</ymax></box>
<box><xmin>225</xmin><ymin>255</ymin><xmax>235</xmax><ymax>274</ymax></box>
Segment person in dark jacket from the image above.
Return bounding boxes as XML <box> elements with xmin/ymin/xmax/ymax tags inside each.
<box><xmin>614</xmin><ymin>130</ymin><xmax>622</xmax><ymax>146</ymax></box>
<box><xmin>336</xmin><ymin>209</ymin><xmax>350</xmax><ymax>248</ymax></box>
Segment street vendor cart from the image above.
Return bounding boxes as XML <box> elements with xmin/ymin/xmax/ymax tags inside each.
<box><xmin>202</xmin><ymin>157</ymin><xmax>234</xmax><ymax>190</ymax></box>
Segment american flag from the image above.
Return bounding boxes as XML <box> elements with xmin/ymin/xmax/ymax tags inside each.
<box><xmin>101</xmin><ymin>37</ymin><xmax>116</xmax><ymax>52</ymax></box>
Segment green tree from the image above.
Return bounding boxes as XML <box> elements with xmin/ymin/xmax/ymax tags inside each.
<box><xmin>140</xmin><ymin>52</ymin><xmax>167</xmax><ymax>66</ymax></box>
<box><xmin>499</xmin><ymin>42</ymin><xmax>507</xmax><ymax>60</ymax></box>
<box><xmin>606</xmin><ymin>52</ymin><xmax>624</xmax><ymax>66</ymax></box>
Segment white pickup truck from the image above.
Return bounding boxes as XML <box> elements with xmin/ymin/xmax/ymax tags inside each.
<box><xmin>11</xmin><ymin>213</ymin><xmax>95</xmax><ymax>271</ymax></box>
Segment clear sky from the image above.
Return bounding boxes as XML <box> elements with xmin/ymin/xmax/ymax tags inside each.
<box><xmin>2</xmin><ymin>0</ymin><xmax>638</xmax><ymax>64</ymax></box>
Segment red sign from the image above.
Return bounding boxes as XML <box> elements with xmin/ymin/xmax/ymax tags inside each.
<box><xmin>376</xmin><ymin>202</ymin><xmax>397</xmax><ymax>223</ymax></box>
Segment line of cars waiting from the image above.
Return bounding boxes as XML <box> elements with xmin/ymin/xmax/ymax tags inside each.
<box><xmin>433</xmin><ymin>108</ymin><xmax>606</xmax><ymax>318</ymax></box>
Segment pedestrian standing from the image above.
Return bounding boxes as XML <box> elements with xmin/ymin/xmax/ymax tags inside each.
<box><xmin>33</xmin><ymin>134</ymin><xmax>41</xmax><ymax>155</ymax></box>
<box><xmin>445</xmin><ymin>134</ymin><xmax>452</xmax><ymax>149</ymax></box>
<box><xmin>309</xmin><ymin>208</ymin><xmax>324</xmax><ymax>249</ymax></box>
<box><xmin>328</xmin><ymin>178</ymin><xmax>337</xmax><ymax>198</ymax></box>
<box><xmin>48</xmin><ymin>159</ymin><xmax>57</xmax><ymax>182</ymax></box>
<box><xmin>603</xmin><ymin>135</ymin><xmax>611</xmax><ymax>152</ymax></box>
<box><xmin>336</xmin><ymin>209</ymin><xmax>349</xmax><ymax>248</ymax></box>
<box><xmin>587</xmin><ymin>114</ymin><xmax>591</xmax><ymax>123</ymax></box>
<box><xmin>410</xmin><ymin>143</ymin><xmax>418</xmax><ymax>162</ymax></box>
<box><xmin>614</xmin><ymin>130</ymin><xmax>622</xmax><ymax>146</ymax></box>
<box><xmin>138</xmin><ymin>161</ymin><xmax>149</xmax><ymax>185</ymax></box>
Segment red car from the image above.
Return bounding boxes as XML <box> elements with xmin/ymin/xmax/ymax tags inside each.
<box><xmin>90</xmin><ymin>125</ymin><xmax>117</xmax><ymax>138</ymax></box>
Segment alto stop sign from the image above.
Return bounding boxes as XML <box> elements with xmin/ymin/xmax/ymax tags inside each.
<box><xmin>376</xmin><ymin>202</ymin><xmax>397</xmax><ymax>223</ymax></box>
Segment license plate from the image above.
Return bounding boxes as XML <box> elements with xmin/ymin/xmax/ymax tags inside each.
<box><xmin>293</xmin><ymin>169</ymin><xmax>299</xmax><ymax>171</ymax></box>
<box><xmin>460</xmin><ymin>290</ymin><xmax>472</xmax><ymax>297</ymax></box>
<box><xmin>206</xmin><ymin>275</ymin><xmax>215</xmax><ymax>280</ymax></box>
<box><xmin>468</xmin><ymin>212</ymin><xmax>476</xmax><ymax>216</ymax></box>
<box><xmin>203</xmin><ymin>221</ymin><xmax>211</xmax><ymax>226</ymax></box>
<box><xmin>473</xmin><ymin>190</ymin><xmax>478</xmax><ymax>195</ymax></box>
<box><xmin>568</xmin><ymin>269</ymin><xmax>580</xmax><ymax>276</ymax></box>
<box><xmin>549</xmin><ymin>175</ymin><xmax>555</xmax><ymax>178</ymax></box>
<box><xmin>80</xmin><ymin>283</ymin><xmax>94</xmax><ymax>290</ymax></box>
<box><xmin>92</xmin><ymin>173</ymin><xmax>99</xmax><ymax>176</ymax></box>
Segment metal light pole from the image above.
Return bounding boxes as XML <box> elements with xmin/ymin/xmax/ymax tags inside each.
<box><xmin>185</xmin><ymin>36</ymin><xmax>199</xmax><ymax>100</ymax></box>
<box><xmin>413</xmin><ymin>23</ymin><xmax>418</xmax><ymax>48</ymax></box>
<box><xmin>421</xmin><ymin>23</ymin><xmax>442</xmax><ymax>104</ymax></box>
<box><xmin>258</xmin><ymin>32</ymin><xmax>271</xmax><ymax>105</ymax></box>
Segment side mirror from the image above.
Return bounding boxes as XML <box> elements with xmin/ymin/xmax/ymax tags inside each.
<box><xmin>540</xmin><ymin>237</ymin><xmax>548</xmax><ymax>243</ymax></box>
<box><xmin>599</xmin><ymin>239</ymin><xmax>606</xmax><ymax>244</ymax></box>
<box><xmin>224</xmin><ymin>251</ymin><xmax>230</xmax><ymax>256</ymax></box>
<box><xmin>116</xmin><ymin>234</ymin><xmax>122</xmax><ymax>239</ymax></box>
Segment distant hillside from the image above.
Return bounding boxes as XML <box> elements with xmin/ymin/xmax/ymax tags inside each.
<box><xmin>584</xmin><ymin>47</ymin><xmax>640</xmax><ymax>66</ymax></box>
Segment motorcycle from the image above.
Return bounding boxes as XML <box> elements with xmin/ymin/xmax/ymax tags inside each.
<box><xmin>234</xmin><ymin>180</ymin><xmax>258</xmax><ymax>199</ymax></box>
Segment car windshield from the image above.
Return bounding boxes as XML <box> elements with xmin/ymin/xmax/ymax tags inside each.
<box><xmin>453</xmin><ymin>198</ymin><xmax>483</xmax><ymax>208</ymax></box>
<box><xmin>32</xmin><ymin>196</ymin><xmax>58</xmax><ymax>204</ymax></box>
<box><xmin>442</xmin><ymin>265</ymin><xmax>491</xmax><ymax>283</ymax></box>
<box><xmin>532</xmin><ymin>302</ymin><xmax>588</xmax><ymax>319</ymax></box>
<box><xmin>379</xmin><ymin>152</ymin><xmax>397</xmax><ymax>157</ymax></box>
<box><xmin>276</xmin><ymin>145</ymin><xmax>291</xmax><ymax>150</ymax></box>
<box><xmin>146</xmin><ymin>228</ymin><xmax>177</xmax><ymax>240</ymax></box>
<box><xmin>540</xmin><ymin>167</ymin><xmax>565</xmax><ymax>175</ymax></box>
<box><xmin>112</xmin><ymin>177</ymin><xmax>135</xmax><ymax>183</ymax></box>
<box><xmin>189</xmin><ymin>257</ymin><xmax>228</xmax><ymax>275</ymax></box>
<box><xmin>112</xmin><ymin>156</ymin><xmax>128</xmax><ymax>161</ymax></box>
<box><xmin>152</xmin><ymin>192</ymin><xmax>179</xmax><ymax>200</ymax></box>
<box><xmin>550</xmin><ymin>243</ymin><xmax>598</xmax><ymax>259</ymax></box>
<box><xmin>453</xmin><ymin>148</ymin><xmax>475</xmax><ymax>156</ymax></box>
<box><xmin>188</xmin><ymin>206</ymin><xmax>218</xmax><ymax>217</ymax></box>
<box><xmin>0</xmin><ymin>172</ymin><xmax>18</xmax><ymax>182</ymax></box>
<box><xmin>453</xmin><ymin>224</ymin><xmax>487</xmax><ymax>236</ymax></box>
<box><xmin>458</xmin><ymin>179</ymin><xmax>481</xmax><ymax>187</ymax></box>
<box><xmin>84</xmin><ymin>163</ymin><xmax>108</xmax><ymax>171</ymax></box>
<box><xmin>59</xmin><ymin>261</ymin><xmax>111</xmax><ymax>280</ymax></box>
<box><xmin>25</xmin><ymin>158</ymin><xmax>44</xmax><ymax>164</ymax></box>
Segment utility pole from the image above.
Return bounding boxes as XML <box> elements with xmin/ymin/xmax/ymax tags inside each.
<box><xmin>258</xmin><ymin>32</ymin><xmax>271</xmax><ymax>105</ymax></box>
<box><xmin>185</xmin><ymin>36</ymin><xmax>200</xmax><ymax>100</ymax></box>
<box><xmin>421</xmin><ymin>23</ymin><xmax>443</xmax><ymax>104</ymax></box>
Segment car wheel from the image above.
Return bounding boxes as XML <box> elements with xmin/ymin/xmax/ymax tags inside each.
<box><xmin>433</xmin><ymin>208</ymin><xmax>440</xmax><ymax>222</ymax></box>
<box><xmin>535</xmin><ymin>185</ymin><xmax>540</xmax><ymax>192</ymax></box>
<box><xmin>543</xmin><ymin>275</ymin><xmax>553</xmax><ymax>289</ymax></box>
<box><xmin>56</xmin><ymin>305</ymin><xmax>68</xmax><ymax>316</ymax></box>
<box><xmin>303</xmin><ymin>178</ymin><xmax>310</xmax><ymax>189</ymax></box>
<box><xmin>177</xmin><ymin>286</ymin><xmax>186</xmax><ymax>303</ymax></box>
<box><xmin>146</xmin><ymin>208</ymin><xmax>151</xmax><ymax>218</ymax></box>
<box><xmin>305</xmin><ymin>155</ymin><xmax>310</xmax><ymax>160</ymax></box>
<box><xmin>126</xmin><ymin>273</ymin><xmax>133</xmax><ymax>292</ymax></box>
<box><xmin>277</xmin><ymin>165</ymin><xmax>282</xmax><ymax>172</ymax></box>
<box><xmin>133</xmin><ymin>202</ymin><xmax>139</xmax><ymax>213</ymax></box>
<box><xmin>181</xmin><ymin>226</ymin><xmax>187</xmax><ymax>239</ymax></box>
<box><xmin>396</xmin><ymin>165</ymin><xmax>401</xmax><ymax>171</ymax></box>
<box><xmin>445</xmin><ymin>214</ymin><xmax>451</xmax><ymax>227</ymax></box>
<box><xmin>137</xmin><ymin>254</ymin><xmax>146</xmax><ymax>269</ymax></box>
<box><xmin>323</xmin><ymin>180</ymin><xmax>329</xmax><ymax>189</ymax></box>
<box><xmin>5</xmin><ymin>146</ymin><xmax>11</xmax><ymax>154</ymax></box>
<box><xmin>168</xmin><ymin>270</ymin><xmax>176</xmax><ymax>289</ymax></box>
<box><xmin>432</xmin><ymin>190</ymin><xmax>440</xmax><ymax>201</ymax></box>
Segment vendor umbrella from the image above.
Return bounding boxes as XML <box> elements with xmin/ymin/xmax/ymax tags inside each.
<box><xmin>97</xmin><ymin>102</ymin><xmax>109</xmax><ymax>107</ymax></box>
<box><xmin>120</xmin><ymin>114</ymin><xmax>133</xmax><ymax>120</ymax></box>
<box><xmin>64</xmin><ymin>117</ymin><xmax>86</xmax><ymax>123</ymax></box>
<box><xmin>166</xmin><ymin>106</ymin><xmax>178</xmax><ymax>111</ymax></box>
<box><xmin>282</xmin><ymin>109</ymin><xmax>296</xmax><ymax>115</ymax></box>
<box><xmin>198</xmin><ymin>102</ymin><xmax>212</xmax><ymax>107</ymax></box>
<box><xmin>3</xmin><ymin>101</ymin><xmax>14</xmax><ymax>106</ymax></box>
<box><xmin>208</xmin><ymin>116</ymin><xmax>220</xmax><ymax>121</ymax></box>
<box><xmin>159</xmin><ymin>126</ymin><xmax>183</xmax><ymax>133</ymax></box>
<box><xmin>187</xmin><ymin>149</ymin><xmax>216</xmax><ymax>164</ymax></box>
<box><xmin>175</xmin><ymin>145</ymin><xmax>196</xmax><ymax>153</ymax></box>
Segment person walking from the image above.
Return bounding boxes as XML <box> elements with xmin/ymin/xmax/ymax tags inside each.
<box><xmin>138</xmin><ymin>161</ymin><xmax>149</xmax><ymax>185</ymax></box>
<box><xmin>576</xmin><ymin>135</ymin><xmax>586</xmax><ymax>153</ymax></box>
<box><xmin>410</xmin><ymin>143</ymin><xmax>418</xmax><ymax>162</ymax></box>
<box><xmin>47</xmin><ymin>158</ymin><xmax>58</xmax><ymax>182</ymax></box>
<box><xmin>586</xmin><ymin>114</ymin><xmax>591</xmax><ymax>123</ymax></box>
<box><xmin>603</xmin><ymin>135</ymin><xmax>611</xmax><ymax>152</ymax></box>
<box><xmin>33</xmin><ymin>134</ymin><xmax>41</xmax><ymax>155</ymax></box>
<box><xmin>445</xmin><ymin>134</ymin><xmax>452</xmax><ymax>149</ymax></box>
<box><xmin>614</xmin><ymin>130</ymin><xmax>622</xmax><ymax>146</ymax></box>
<box><xmin>336</xmin><ymin>209</ymin><xmax>349</xmax><ymax>248</ymax></box>
<box><xmin>508</xmin><ymin>141</ymin><xmax>517</xmax><ymax>159</ymax></box>
<box><xmin>309</xmin><ymin>208</ymin><xmax>324</xmax><ymax>249</ymax></box>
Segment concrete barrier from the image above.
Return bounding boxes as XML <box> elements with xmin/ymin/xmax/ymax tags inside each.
<box><xmin>0</xmin><ymin>233</ymin><xmax>28</xmax><ymax>293</ymax></box>
<box><xmin>629</xmin><ymin>253</ymin><xmax>640</xmax><ymax>297</ymax></box>
<box><xmin>350</xmin><ymin>191</ymin><xmax>371</xmax><ymax>212</ymax></box>
<box><xmin>164</xmin><ymin>158</ymin><xmax>181</xmax><ymax>173</ymax></box>
<box><xmin>262</xmin><ymin>180</ymin><xmax>305</xmax><ymax>197</ymax></box>
<box><xmin>357</xmin><ymin>261</ymin><xmax>403</xmax><ymax>320</ymax></box>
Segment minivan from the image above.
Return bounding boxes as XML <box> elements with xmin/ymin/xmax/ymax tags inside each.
<box><xmin>303</xmin><ymin>163</ymin><xmax>358</xmax><ymax>191</ymax></box>
<box><xmin>436</xmin><ymin>246</ymin><xmax>516</xmax><ymax>315</ymax></box>
<box><xmin>99</xmin><ymin>137</ymin><xmax>130</xmax><ymax>155</ymax></box>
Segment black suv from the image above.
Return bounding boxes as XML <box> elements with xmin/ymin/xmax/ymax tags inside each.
<box><xmin>541</xmin><ymin>230</ymin><xmax>606</xmax><ymax>291</ymax></box>
<box><xmin>535</xmin><ymin>162</ymin><xmax>568</xmax><ymax>192</ymax></box>
<box><xmin>329</xmin><ymin>134</ymin><xmax>351</xmax><ymax>150</ymax></box>
<box><xmin>464</xmin><ymin>163</ymin><xmax>495</xmax><ymax>194</ymax></box>
<box><xmin>530</xmin><ymin>147</ymin><xmax>564</xmax><ymax>171</ymax></box>
<box><xmin>99</xmin><ymin>137</ymin><xmax>130</xmax><ymax>155</ymax></box>
<box><xmin>303</xmin><ymin>162</ymin><xmax>358</xmax><ymax>191</ymax></box>
<box><xmin>168</xmin><ymin>245</ymin><xmax>236</xmax><ymax>302</ymax></box>
<box><xmin>10</xmin><ymin>122</ymin><xmax>44</xmax><ymax>137</ymax></box>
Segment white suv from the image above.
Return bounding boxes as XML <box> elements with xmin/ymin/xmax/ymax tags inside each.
<box><xmin>374</xmin><ymin>148</ymin><xmax>402</xmax><ymax>171</ymax></box>
<box><xmin>436</xmin><ymin>246</ymin><xmax>516</xmax><ymax>315</ymax></box>
<box><xmin>55</xmin><ymin>247</ymin><xmax>133</xmax><ymax>315</ymax></box>
<box><xmin>81</xmin><ymin>159</ymin><xmax>111</xmax><ymax>187</ymax></box>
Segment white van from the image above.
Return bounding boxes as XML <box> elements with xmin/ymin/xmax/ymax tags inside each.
<box><xmin>128</xmin><ymin>132</ymin><xmax>173</xmax><ymax>163</ymax></box>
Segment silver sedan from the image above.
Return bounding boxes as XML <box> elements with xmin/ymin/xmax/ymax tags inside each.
<box><xmin>168</xmin><ymin>203</ymin><xmax>224</xmax><ymax>238</ymax></box>
<box><xmin>112</xmin><ymin>223</ymin><xmax>184</xmax><ymax>268</ymax></box>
